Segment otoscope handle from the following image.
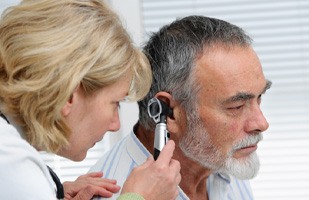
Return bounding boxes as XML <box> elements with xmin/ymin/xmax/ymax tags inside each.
<box><xmin>153</xmin><ymin>122</ymin><xmax>170</xmax><ymax>160</ymax></box>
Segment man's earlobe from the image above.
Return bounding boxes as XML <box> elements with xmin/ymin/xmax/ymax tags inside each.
<box><xmin>167</xmin><ymin>106</ymin><xmax>182</xmax><ymax>134</ymax></box>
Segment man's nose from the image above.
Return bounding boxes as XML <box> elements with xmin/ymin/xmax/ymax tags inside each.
<box><xmin>245</xmin><ymin>106</ymin><xmax>269</xmax><ymax>133</ymax></box>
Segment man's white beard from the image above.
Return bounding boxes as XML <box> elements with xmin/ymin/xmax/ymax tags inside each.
<box><xmin>179</xmin><ymin>111</ymin><xmax>262</xmax><ymax>180</ymax></box>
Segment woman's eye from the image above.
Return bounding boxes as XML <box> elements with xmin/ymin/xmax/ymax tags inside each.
<box><xmin>112</xmin><ymin>101</ymin><xmax>120</xmax><ymax>110</ymax></box>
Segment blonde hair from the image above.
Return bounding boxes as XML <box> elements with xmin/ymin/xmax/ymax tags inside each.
<box><xmin>0</xmin><ymin>0</ymin><xmax>151</xmax><ymax>153</ymax></box>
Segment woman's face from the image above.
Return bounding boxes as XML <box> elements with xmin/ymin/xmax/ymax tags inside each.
<box><xmin>60</xmin><ymin>75</ymin><xmax>131</xmax><ymax>161</ymax></box>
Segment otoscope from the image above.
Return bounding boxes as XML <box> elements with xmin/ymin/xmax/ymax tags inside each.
<box><xmin>147</xmin><ymin>97</ymin><xmax>173</xmax><ymax>160</ymax></box>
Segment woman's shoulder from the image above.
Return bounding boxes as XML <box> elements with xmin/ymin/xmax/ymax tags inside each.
<box><xmin>0</xmin><ymin>118</ymin><xmax>37</xmax><ymax>155</ymax></box>
<box><xmin>0</xmin><ymin>119</ymin><xmax>56</xmax><ymax>199</ymax></box>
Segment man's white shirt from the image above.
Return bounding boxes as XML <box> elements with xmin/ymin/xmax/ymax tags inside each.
<box><xmin>89</xmin><ymin>131</ymin><xmax>254</xmax><ymax>200</ymax></box>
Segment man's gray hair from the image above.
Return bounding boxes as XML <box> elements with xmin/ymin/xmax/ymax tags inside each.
<box><xmin>138</xmin><ymin>15</ymin><xmax>252</xmax><ymax>130</ymax></box>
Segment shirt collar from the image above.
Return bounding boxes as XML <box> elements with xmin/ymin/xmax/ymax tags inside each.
<box><xmin>216</xmin><ymin>172</ymin><xmax>231</xmax><ymax>183</ymax></box>
<box><xmin>126</xmin><ymin>129</ymin><xmax>232</xmax><ymax>183</ymax></box>
<box><xmin>126</xmin><ymin>130</ymin><xmax>190</xmax><ymax>200</ymax></box>
<box><xmin>126</xmin><ymin>130</ymin><xmax>151</xmax><ymax>166</ymax></box>
<box><xmin>0</xmin><ymin>114</ymin><xmax>25</xmax><ymax>139</ymax></box>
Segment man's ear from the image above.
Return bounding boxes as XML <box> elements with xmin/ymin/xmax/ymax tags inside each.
<box><xmin>154</xmin><ymin>91</ymin><xmax>175</xmax><ymax>110</ymax></box>
<box><xmin>155</xmin><ymin>92</ymin><xmax>183</xmax><ymax>135</ymax></box>
<box><xmin>61</xmin><ymin>85</ymin><xmax>80</xmax><ymax>117</ymax></box>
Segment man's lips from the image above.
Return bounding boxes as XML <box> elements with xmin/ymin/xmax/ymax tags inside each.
<box><xmin>240</xmin><ymin>144</ymin><xmax>257</xmax><ymax>152</ymax></box>
<box><xmin>234</xmin><ymin>144</ymin><xmax>258</xmax><ymax>158</ymax></box>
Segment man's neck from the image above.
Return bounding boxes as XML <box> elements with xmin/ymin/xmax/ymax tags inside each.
<box><xmin>135</xmin><ymin>123</ymin><xmax>212</xmax><ymax>200</ymax></box>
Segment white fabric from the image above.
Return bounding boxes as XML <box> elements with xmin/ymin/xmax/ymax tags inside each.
<box><xmin>0</xmin><ymin>117</ymin><xmax>57</xmax><ymax>200</ymax></box>
<box><xmin>90</xmin><ymin>130</ymin><xmax>254</xmax><ymax>200</ymax></box>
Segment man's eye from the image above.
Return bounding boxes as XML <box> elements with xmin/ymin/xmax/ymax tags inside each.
<box><xmin>228</xmin><ymin>105</ymin><xmax>244</xmax><ymax>110</ymax></box>
<box><xmin>257</xmin><ymin>95</ymin><xmax>262</xmax><ymax>104</ymax></box>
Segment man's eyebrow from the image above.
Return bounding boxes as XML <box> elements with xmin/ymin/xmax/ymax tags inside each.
<box><xmin>263</xmin><ymin>80</ymin><xmax>272</xmax><ymax>94</ymax></box>
<box><xmin>223</xmin><ymin>92</ymin><xmax>254</xmax><ymax>104</ymax></box>
<box><xmin>223</xmin><ymin>79</ymin><xmax>272</xmax><ymax>104</ymax></box>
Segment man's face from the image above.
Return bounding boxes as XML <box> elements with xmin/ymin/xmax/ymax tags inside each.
<box><xmin>179</xmin><ymin>45</ymin><xmax>271</xmax><ymax>179</ymax></box>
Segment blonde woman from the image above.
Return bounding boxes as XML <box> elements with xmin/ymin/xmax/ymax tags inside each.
<box><xmin>0</xmin><ymin>0</ymin><xmax>181</xmax><ymax>199</ymax></box>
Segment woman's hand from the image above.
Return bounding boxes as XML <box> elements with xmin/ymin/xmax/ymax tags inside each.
<box><xmin>121</xmin><ymin>140</ymin><xmax>181</xmax><ymax>200</ymax></box>
<box><xmin>63</xmin><ymin>172</ymin><xmax>120</xmax><ymax>200</ymax></box>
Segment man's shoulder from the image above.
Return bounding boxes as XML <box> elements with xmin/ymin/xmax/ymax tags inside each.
<box><xmin>89</xmin><ymin>134</ymin><xmax>131</xmax><ymax>173</ymax></box>
<box><xmin>209</xmin><ymin>173</ymin><xmax>253</xmax><ymax>199</ymax></box>
<box><xmin>89</xmin><ymin>131</ymin><xmax>150</xmax><ymax>176</ymax></box>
